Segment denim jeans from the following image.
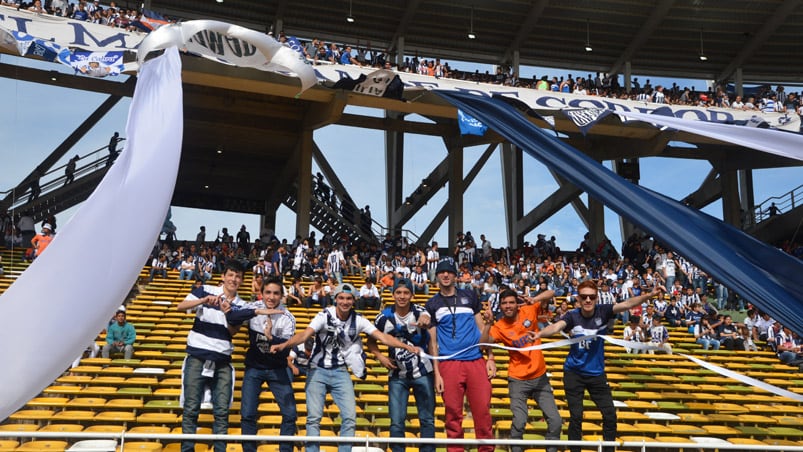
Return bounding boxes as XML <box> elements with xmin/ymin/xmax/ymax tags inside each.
<box><xmin>388</xmin><ymin>373</ymin><xmax>435</xmax><ymax>452</ymax></box>
<box><xmin>179</xmin><ymin>269</ymin><xmax>194</xmax><ymax>280</ymax></box>
<box><xmin>716</xmin><ymin>284</ymin><xmax>729</xmax><ymax>310</ymax></box>
<box><xmin>696</xmin><ymin>337</ymin><xmax>720</xmax><ymax>350</ymax></box>
<box><xmin>509</xmin><ymin>375</ymin><xmax>561</xmax><ymax>452</ymax></box>
<box><xmin>305</xmin><ymin>367</ymin><xmax>356</xmax><ymax>452</ymax></box>
<box><xmin>149</xmin><ymin>268</ymin><xmax>166</xmax><ymax>281</ymax></box>
<box><xmin>181</xmin><ymin>355</ymin><xmax>233</xmax><ymax>452</ymax></box>
<box><xmin>241</xmin><ymin>366</ymin><xmax>297</xmax><ymax>452</ymax></box>
<box><xmin>693</xmin><ymin>276</ymin><xmax>707</xmax><ymax>292</ymax></box>
<box><xmin>564</xmin><ymin>370</ymin><xmax>616</xmax><ymax>452</ymax></box>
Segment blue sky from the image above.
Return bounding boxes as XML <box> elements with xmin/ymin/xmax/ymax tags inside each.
<box><xmin>1</xmin><ymin>53</ymin><xmax>800</xmax><ymax>252</ymax></box>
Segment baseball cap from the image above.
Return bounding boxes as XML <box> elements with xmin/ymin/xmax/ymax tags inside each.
<box><xmin>334</xmin><ymin>283</ymin><xmax>356</xmax><ymax>298</ymax></box>
<box><xmin>435</xmin><ymin>258</ymin><xmax>457</xmax><ymax>274</ymax></box>
<box><xmin>117</xmin><ymin>305</ymin><xmax>126</xmax><ymax>313</ymax></box>
<box><xmin>393</xmin><ymin>278</ymin><xmax>413</xmax><ymax>293</ymax></box>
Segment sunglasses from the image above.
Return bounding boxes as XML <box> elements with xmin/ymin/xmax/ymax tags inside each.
<box><xmin>578</xmin><ymin>293</ymin><xmax>598</xmax><ymax>301</ymax></box>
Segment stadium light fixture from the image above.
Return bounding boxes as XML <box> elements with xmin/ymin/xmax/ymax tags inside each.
<box><xmin>698</xmin><ymin>28</ymin><xmax>707</xmax><ymax>61</ymax></box>
<box><xmin>584</xmin><ymin>19</ymin><xmax>592</xmax><ymax>52</ymax></box>
<box><xmin>467</xmin><ymin>6</ymin><xmax>476</xmax><ymax>39</ymax></box>
<box><xmin>346</xmin><ymin>0</ymin><xmax>355</xmax><ymax>23</ymax></box>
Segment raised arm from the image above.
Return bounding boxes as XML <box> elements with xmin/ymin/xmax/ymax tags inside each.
<box><xmin>536</xmin><ymin>319</ymin><xmax>567</xmax><ymax>340</ymax></box>
<box><xmin>613</xmin><ymin>286</ymin><xmax>665</xmax><ymax>315</ymax></box>
<box><xmin>270</xmin><ymin>327</ymin><xmax>315</xmax><ymax>353</ymax></box>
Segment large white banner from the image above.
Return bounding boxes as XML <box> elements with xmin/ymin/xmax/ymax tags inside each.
<box><xmin>0</xmin><ymin>47</ymin><xmax>183</xmax><ymax>421</ymax></box>
<box><xmin>312</xmin><ymin>65</ymin><xmax>800</xmax><ymax>132</ymax></box>
<box><xmin>0</xmin><ymin>5</ymin><xmax>145</xmax><ymax>51</ymax></box>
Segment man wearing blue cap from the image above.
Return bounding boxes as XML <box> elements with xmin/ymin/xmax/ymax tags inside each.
<box><xmin>271</xmin><ymin>282</ymin><xmax>420</xmax><ymax>452</ymax></box>
<box><xmin>368</xmin><ymin>278</ymin><xmax>435</xmax><ymax>452</ymax></box>
<box><xmin>425</xmin><ymin>258</ymin><xmax>495</xmax><ymax>452</ymax></box>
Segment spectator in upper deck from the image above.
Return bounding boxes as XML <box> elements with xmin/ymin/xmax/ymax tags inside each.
<box><xmin>340</xmin><ymin>46</ymin><xmax>360</xmax><ymax>65</ymax></box>
<box><xmin>72</xmin><ymin>3</ymin><xmax>89</xmax><ymax>20</ymax></box>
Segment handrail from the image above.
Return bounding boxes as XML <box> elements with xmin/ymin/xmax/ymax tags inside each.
<box><xmin>0</xmin><ymin>431</ymin><xmax>800</xmax><ymax>451</ymax></box>
<box><xmin>0</xmin><ymin>140</ymin><xmax>124</xmax><ymax>201</ymax></box>
<box><xmin>752</xmin><ymin>183</ymin><xmax>803</xmax><ymax>225</ymax></box>
<box><xmin>372</xmin><ymin>220</ymin><xmax>421</xmax><ymax>244</ymax></box>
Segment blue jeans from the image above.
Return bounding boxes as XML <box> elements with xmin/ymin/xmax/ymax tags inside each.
<box><xmin>696</xmin><ymin>337</ymin><xmax>720</xmax><ymax>350</ymax></box>
<box><xmin>149</xmin><ymin>268</ymin><xmax>166</xmax><ymax>281</ymax></box>
<box><xmin>241</xmin><ymin>366</ymin><xmax>297</xmax><ymax>452</ymax></box>
<box><xmin>716</xmin><ymin>284</ymin><xmax>728</xmax><ymax>310</ymax></box>
<box><xmin>388</xmin><ymin>373</ymin><xmax>435</xmax><ymax>452</ymax></box>
<box><xmin>179</xmin><ymin>269</ymin><xmax>194</xmax><ymax>280</ymax></box>
<box><xmin>693</xmin><ymin>277</ymin><xmax>707</xmax><ymax>292</ymax></box>
<box><xmin>305</xmin><ymin>367</ymin><xmax>356</xmax><ymax>452</ymax></box>
<box><xmin>181</xmin><ymin>355</ymin><xmax>233</xmax><ymax>452</ymax></box>
<box><xmin>664</xmin><ymin>276</ymin><xmax>675</xmax><ymax>293</ymax></box>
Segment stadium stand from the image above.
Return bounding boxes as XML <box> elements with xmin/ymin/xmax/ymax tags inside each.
<box><xmin>1</xmin><ymin>240</ymin><xmax>802</xmax><ymax>451</ymax></box>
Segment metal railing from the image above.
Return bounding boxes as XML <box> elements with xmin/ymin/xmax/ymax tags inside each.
<box><xmin>752</xmin><ymin>183</ymin><xmax>802</xmax><ymax>225</ymax></box>
<box><xmin>0</xmin><ymin>431</ymin><xmax>801</xmax><ymax>452</ymax></box>
<box><xmin>1</xmin><ymin>141</ymin><xmax>124</xmax><ymax>211</ymax></box>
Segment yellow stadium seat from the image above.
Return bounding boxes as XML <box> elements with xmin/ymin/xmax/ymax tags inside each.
<box><xmin>8</xmin><ymin>410</ymin><xmax>55</xmax><ymax>422</ymax></box>
<box><xmin>0</xmin><ymin>441</ymin><xmax>19</xmax><ymax>452</ymax></box>
<box><xmin>94</xmin><ymin>411</ymin><xmax>136</xmax><ymax>423</ymax></box>
<box><xmin>51</xmin><ymin>410</ymin><xmax>97</xmax><ymax>422</ymax></box>
<box><xmin>116</xmin><ymin>443</ymin><xmax>162</xmax><ymax>452</ymax></box>
<box><xmin>15</xmin><ymin>440</ymin><xmax>69</xmax><ymax>452</ymax></box>
<box><xmin>38</xmin><ymin>424</ymin><xmax>83</xmax><ymax>433</ymax></box>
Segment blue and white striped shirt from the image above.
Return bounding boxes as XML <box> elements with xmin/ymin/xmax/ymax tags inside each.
<box><xmin>183</xmin><ymin>285</ymin><xmax>245</xmax><ymax>363</ymax></box>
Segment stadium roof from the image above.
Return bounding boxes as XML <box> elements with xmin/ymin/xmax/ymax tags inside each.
<box><xmin>150</xmin><ymin>0</ymin><xmax>803</xmax><ymax>85</ymax></box>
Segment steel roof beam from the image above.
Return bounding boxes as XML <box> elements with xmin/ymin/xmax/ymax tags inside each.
<box><xmin>608</xmin><ymin>0</ymin><xmax>676</xmax><ymax>77</ymax></box>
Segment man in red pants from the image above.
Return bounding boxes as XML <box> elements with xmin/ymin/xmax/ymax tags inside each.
<box><xmin>425</xmin><ymin>257</ymin><xmax>495</xmax><ymax>452</ymax></box>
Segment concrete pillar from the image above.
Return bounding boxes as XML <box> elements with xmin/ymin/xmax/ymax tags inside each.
<box><xmin>624</xmin><ymin>61</ymin><xmax>632</xmax><ymax>93</ymax></box>
<box><xmin>612</xmin><ymin>160</ymin><xmax>637</xmax><ymax>243</ymax></box>
<box><xmin>588</xmin><ymin>196</ymin><xmax>605</xmax><ymax>250</ymax></box>
<box><xmin>512</xmin><ymin>50</ymin><xmax>520</xmax><ymax>79</ymax></box>
<box><xmin>721</xmin><ymin>169</ymin><xmax>741</xmax><ymax>227</ymax></box>
<box><xmin>500</xmin><ymin>142</ymin><xmax>524</xmax><ymax>248</ymax></box>
<box><xmin>447</xmin><ymin>142</ymin><xmax>464</xmax><ymax>252</ymax></box>
<box><xmin>385</xmin><ymin>111</ymin><xmax>405</xmax><ymax>232</ymax></box>
<box><xmin>396</xmin><ymin>36</ymin><xmax>405</xmax><ymax>67</ymax></box>
<box><xmin>274</xmin><ymin>18</ymin><xmax>283</xmax><ymax>35</ymax></box>
<box><xmin>735</xmin><ymin>68</ymin><xmax>744</xmax><ymax>98</ymax></box>
<box><xmin>260</xmin><ymin>208</ymin><xmax>277</xmax><ymax>242</ymax></box>
<box><xmin>738</xmin><ymin>169</ymin><xmax>755</xmax><ymax>228</ymax></box>
<box><xmin>295</xmin><ymin>129</ymin><xmax>313</xmax><ymax>239</ymax></box>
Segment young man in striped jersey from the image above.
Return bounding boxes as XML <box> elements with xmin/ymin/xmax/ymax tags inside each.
<box><xmin>367</xmin><ymin>279</ymin><xmax>434</xmax><ymax>452</ymax></box>
<box><xmin>233</xmin><ymin>277</ymin><xmax>298</xmax><ymax>452</ymax></box>
<box><xmin>176</xmin><ymin>261</ymin><xmax>246</xmax><ymax>452</ymax></box>
<box><xmin>271</xmin><ymin>283</ymin><xmax>420</xmax><ymax>452</ymax></box>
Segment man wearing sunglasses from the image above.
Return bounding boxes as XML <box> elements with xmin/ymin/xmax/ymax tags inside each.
<box><xmin>536</xmin><ymin>280</ymin><xmax>664</xmax><ymax>452</ymax></box>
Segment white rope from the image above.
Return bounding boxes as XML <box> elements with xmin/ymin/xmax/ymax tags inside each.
<box><xmin>420</xmin><ymin>333</ymin><xmax>803</xmax><ymax>401</ymax></box>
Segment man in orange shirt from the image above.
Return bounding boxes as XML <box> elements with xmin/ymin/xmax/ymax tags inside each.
<box><xmin>31</xmin><ymin>223</ymin><xmax>54</xmax><ymax>259</ymax></box>
<box><xmin>481</xmin><ymin>288</ymin><xmax>561</xmax><ymax>452</ymax></box>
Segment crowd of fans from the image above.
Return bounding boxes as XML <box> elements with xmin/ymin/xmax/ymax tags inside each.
<box><xmin>287</xmin><ymin>35</ymin><xmax>803</xmax><ymax>116</ymax></box>
<box><xmin>3</xmin><ymin>0</ymin><xmax>172</xmax><ymax>32</ymax></box>
<box><xmin>124</xmin><ymin>217</ymin><xmax>803</xmax><ymax>370</ymax></box>
<box><xmin>6</xmin><ymin>1</ymin><xmax>801</xmax><ymax>117</ymax></box>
